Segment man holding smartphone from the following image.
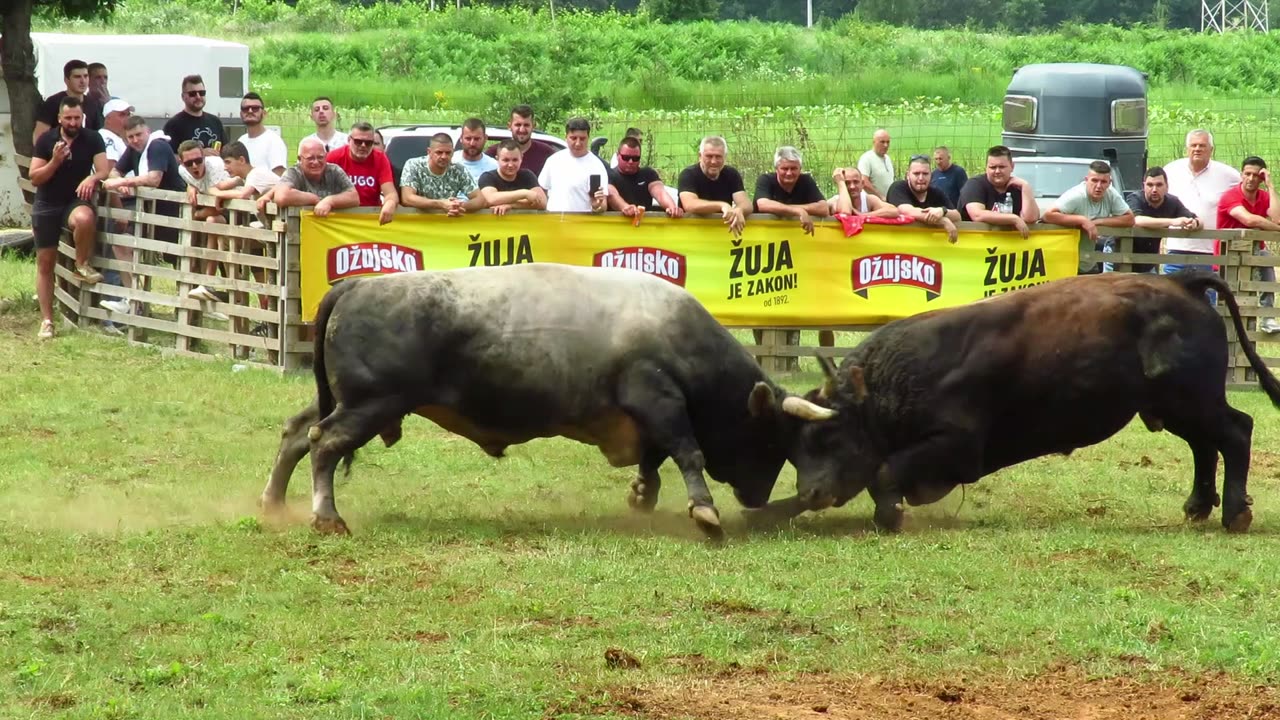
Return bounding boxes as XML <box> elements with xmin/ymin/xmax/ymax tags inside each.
<box><xmin>28</xmin><ymin>96</ymin><xmax>111</xmax><ymax>339</ymax></box>
<box><xmin>538</xmin><ymin>117</ymin><xmax>608</xmax><ymax>213</ymax></box>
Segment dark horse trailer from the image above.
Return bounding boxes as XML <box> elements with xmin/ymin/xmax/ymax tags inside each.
<box><xmin>1002</xmin><ymin>63</ymin><xmax>1148</xmax><ymax>186</ymax></box>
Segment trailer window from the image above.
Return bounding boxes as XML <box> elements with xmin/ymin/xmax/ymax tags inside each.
<box><xmin>1112</xmin><ymin>98</ymin><xmax>1146</xmax><ymax>135</ymax></box>
<box><xmin>219</xmin><ymin>66</ymin><xmax>245</xmax><ymax>99</ymax></box>
<box><xmin>1002</xmin><ymin>95</ymin><xmax>1037</xmax><ymax>133</ymax></box>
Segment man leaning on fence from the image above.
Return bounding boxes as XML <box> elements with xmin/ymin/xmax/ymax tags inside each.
<box><xmin>607</xmin><ymin>136</ymin><xmax>681</xmax><ymax>220</ymax></box>
<box><xmin>478</xmin><ymin>140</ymin><xmax>546</xmax><ymax>215</ymax></box>
<box><xmin>1128</xmin><ymin>167</ymin><xmax>1201</xmax><ymax>274</ymax></box>
<box><xmin>175</xmin><ymin>139</ymin><xmax>233</xmax><ymax>312</ymax></box>
<box><xmin>327</xmin><ymin>122</ymin><xmax>397</xmax><ymax>225</ymax></box>
<box><xmin>679</xmin><ymin>136</ymin><xmax>749</xmax><ymax>236</ymax></box>
<box><xmin>273</xmin><ymin>138</ymin><xmax>361</xmax><ymax>218</ymax></box>
<box><xmin>1216</xmin><ymin>156</ymin><xmax>1280</xmax><ymax>334</ymax></box>
<box><xmin>958</xmin><ymin>145</ymin><xmax>1039</xmax><ymax>239</ymax></box>
<box><xmin>1163</xmin><ymin>129</ymin><xmax>1239</xmax><ymax>273</ymax></box>
<box><xmin>753</xmin><ymin>146</ymin><xmax>827</xmax><ymax>235</ymax></box>
<box><xmin>1042</xmin><ymin>160</ymin><xmax>1134</xmax><ymax>273</ymax></box>
<box><xmin>400</xmin><ymin>133</ymin><xmax>485</xmax><ymax>217</ymax></box>
<box><xmin>887</xmin><ymin>154</ymin><xmax>960</xmax><ymax>242</ymax></box>
<box><xmin>29</xmin><ymin>96</ymin><xmax>110</xmax><ymax>339</ymax></box>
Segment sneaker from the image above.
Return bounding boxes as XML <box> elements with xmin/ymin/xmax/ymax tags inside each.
<box><xmin>206</xmin><ymin>309</ymin><xmax>229</xmax><ymax>322</ymax></box>
<box><xmin>37</xmin><ymin>319</ymin><xmax>54</xmax><ymax>339</ymax></box>
<box><xmin>250</xmin><ymin>322</ymin><xmax>269</xmax><ymax>337</ymax></box>
<box><xmin>100</xmin><ymin>298</ymin><xmax>132</xmax><ymax>315</ymax></box>
<box><xmin>100</xmin><ymin>321</ymin><xmax>125</xmax><ymax>337</ymax></box>
<box><xmin>189</xmin><ymin>285</ymin><xmax>218</xmax><ymax>302</ymax></box>
<box><xmin>75</xmin><ymin>265</ymin><xmax>104</xmax><ymax>284</ymax></box>
<box><xmin>1260</xmin><ymin>317</ymin><xmax>1280</xmax><ymax>334</ymax></box>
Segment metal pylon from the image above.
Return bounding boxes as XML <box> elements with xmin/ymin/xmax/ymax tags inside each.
<box><xmin>1202</xmin><ymin>0</ymin><xmax>1270</xmax><ymax>32</ymax></box>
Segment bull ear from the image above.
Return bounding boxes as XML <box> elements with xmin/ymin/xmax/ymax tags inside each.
<box><xmin>848</xmin><ymin>366</ymin><xmax>869</xmax><ymax>404</ymax></box>
<box><xmin>747</xmin><ymin>382</ymin><xmax>777</xmax><ymax>417</ymax></box>
<box><xmin>817</xmin><ymin>354</ymin><xmax>838</xmax><ymax>399</ymax></box>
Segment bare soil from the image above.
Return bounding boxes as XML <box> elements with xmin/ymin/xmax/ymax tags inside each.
<box><xmin>586</xmin><ymin>668</ymin><xmax>1280</xmax><ymax>719</ymax></box>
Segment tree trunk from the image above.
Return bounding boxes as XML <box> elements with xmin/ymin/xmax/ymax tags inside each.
<box><xmin>2</xmin><ymin>0</ymin><xmax>42</xmax><ymax>159</ymax></box>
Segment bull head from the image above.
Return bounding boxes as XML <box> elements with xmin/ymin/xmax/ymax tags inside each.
<box><xmin>817</xmin><ymin>355</ymin><xmax>867</xmax><ymax>404</ymax></box>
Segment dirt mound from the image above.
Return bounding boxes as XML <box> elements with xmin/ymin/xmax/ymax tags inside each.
<box><xmin>592</xmin><ymin>668</ymin><xmax>1280</xmax><ymax>719</ymax></box>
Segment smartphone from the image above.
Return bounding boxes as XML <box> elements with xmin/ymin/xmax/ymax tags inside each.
<box><xmin>589</xmin><ymin>175</ymin><xmax>601</xmax><ymax>195</ymax></box>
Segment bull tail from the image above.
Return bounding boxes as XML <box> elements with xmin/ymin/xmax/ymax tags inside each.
<box><xmin>1172</xmin><ymin>270</ymin><xmax>1280</xmax><ymax>407</ymax></box>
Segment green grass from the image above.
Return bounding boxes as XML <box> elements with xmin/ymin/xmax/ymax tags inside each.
<box><xmin>4</xmin><ymin>252</ymin><xmax>1280</xmax><ymax>718</ymax></box>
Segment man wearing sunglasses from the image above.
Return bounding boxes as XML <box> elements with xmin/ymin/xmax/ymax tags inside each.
<box><xmin>163</xmin><ymin>74</ymin><xmax>227</xmax><ymax>156</ymax></box>
<box><xmin>327</xmin><ymin>122</ymin><xmax>398</xmax><ymax>225</ymax></box>
<box><xmin>607</xmin><ymin>136</ymin><xmax>682</xmax><ymax>220</ymax></box>
<box><xmin>234</xmin><ymin>92</ymin><xmax>287</xmax><ymax>176</ymax></box>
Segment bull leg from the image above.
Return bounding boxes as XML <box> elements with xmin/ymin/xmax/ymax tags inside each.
<box><xmin>307</xmin><ymin>399</ymin><xmax>405</xmax><ymax>535</ymax></box>
<box><xmin>626</xmin><ymin>446</ymin><xmax>665</xmax><ymax>513</ymax></box>
<box><xmin>1180</xmin><ymin>441</ymin><xmax>1221</xmax><ymax>522</ymax></box>
<box><xmin>617</xmin><ymin>367</ymin><xmax>722</xmax><ymax>539</ymax></box>
<box><xmin>742</xmin><ymin>489</ymin><xmax>838</xmax><ymax>530</ymax></box>
<box><xmin>872</xmin><ymin>430</ymin><xmax>983</xmax><ymax>532</ymax></box>
<box><xmin>1220</xmin><ymin>408</ymin><xmax>1255</xmax><ymax>533</ymax></box>
<box><xmin>261</xmin><ymin>401</ymin><xmax>321</xmax><ymax>515</ymax></box>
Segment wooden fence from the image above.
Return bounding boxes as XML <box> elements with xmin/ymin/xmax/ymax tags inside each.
<box><xmin>15</xmin><ymin>152</ymin><xmax>1280</xmax><ymax>387</ymax></box>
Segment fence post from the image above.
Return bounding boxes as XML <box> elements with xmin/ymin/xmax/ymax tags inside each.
<box><xmin>1225</xmin><ymin>238</ymin><xmax>1253</xmax><ymax>385</ymax></box>
<box><xmin>281</xmin><ymin>210</ymin><xmax>309</xmax><ymax>371</ymax></box>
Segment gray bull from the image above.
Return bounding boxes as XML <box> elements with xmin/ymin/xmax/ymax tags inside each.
<box><xmin>263</xmin><ymin>263</ymin><xmax>833</xmax><ymax>537</ymax></box>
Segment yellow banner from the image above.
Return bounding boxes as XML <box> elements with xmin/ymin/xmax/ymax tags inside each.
<box><xmin>299</xmin><ymin>213</ymin><xmax>1080</xmax><ymax>325</ymax></box>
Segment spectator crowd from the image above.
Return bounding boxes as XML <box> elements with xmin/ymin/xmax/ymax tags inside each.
<box><xmin>25</xmin><ymin>59</ymin><xmax>1280</xmax><ymax>338</ymax></box>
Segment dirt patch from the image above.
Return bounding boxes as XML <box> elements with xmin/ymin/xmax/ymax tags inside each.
<box><xmin>583</xmin><ymin>668</ymin><xmax>1280</xmax><ymax>719</ymax></box>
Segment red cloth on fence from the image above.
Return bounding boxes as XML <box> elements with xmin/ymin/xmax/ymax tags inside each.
<box><xmin>834</xmin><ymin>213</ymin><xmax>915</xmax><ymax>237</ymax></box>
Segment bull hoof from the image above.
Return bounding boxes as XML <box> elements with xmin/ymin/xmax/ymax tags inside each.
<box><xmin>688</xmin><ymin>503</ymin><xmax>723</xmax><ymax>540</ymax></box>
<box><xmin>626</xmin><ymin>480</ymin><xmax>658</xmax><ymax>513</ymax></box>
<box><xmin>311</xmin><ymin>514</ymin><xmax>351</xmax><ymax>536</ymax></box>
<box><xmin>259</xmin><ymin>494</ymin><xmax>287</xmax><ymax>516</ymax></box>
<box><xmin>1225</xmin><ymin>508</ymin><xmax>1254</xmax><ymax>534</ymax></box>
<box><xmin>873</xmin><ymin>504</ymin><xmax>905</xmax><ymax>533</ymax></box>
<box><xmin>1183</xmin><ymin>493</ymin><xmax>1221</xmax><ymax>522</ymax></box>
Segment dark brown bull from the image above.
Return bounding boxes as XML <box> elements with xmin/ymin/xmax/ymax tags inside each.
<box><xmin>763</xmin><ymin>271</ymin><xmax>1280</xmax><ymax>532</ymax></box>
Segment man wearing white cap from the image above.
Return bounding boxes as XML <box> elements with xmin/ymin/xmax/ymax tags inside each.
<box><xmin>98</xmin><ymin>98</ymin><xmax>133</xmax><ymax>170</ymax></box>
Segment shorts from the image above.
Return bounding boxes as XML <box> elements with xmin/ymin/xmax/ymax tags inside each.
<box><xmin>31</xmin><ymin>200</ymin><xmax>94</xmax><ymax>250</ymax></box>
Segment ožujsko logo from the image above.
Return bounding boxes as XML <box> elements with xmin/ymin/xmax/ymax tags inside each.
<box><xmin>851</xmin><ymin>253</ymin><xmax>944</xmax><ymax>301</ymax></box>
<box><xmin>593</xmin><ymin>246</ymin><xmax>687</xmax><ymax>287</ymax></box>
<box><xmin>327</xmin><ymin>243</ymin><xmax>424</xmax><ymax>282</ymax></box>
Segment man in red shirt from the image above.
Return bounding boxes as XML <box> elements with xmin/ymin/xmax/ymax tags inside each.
<box><xmin>326</xmin><ymin>121</ymin><xmax>397</xmax><ymax>225</ymax></box>
<box><xmin>1217</xmin><ymin>155</ymin><xmax>1280</xmax><ymax>332</ymax></box>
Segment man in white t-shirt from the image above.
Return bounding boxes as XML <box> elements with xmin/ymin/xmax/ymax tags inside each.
<box><xmin>538</xmin><ymin>117</ymin><xmax>608</xmax><ymax>213</ymax></box>
<box><xmin>452</xmin><ymin>117</ymin><xmax>498</xmax><ymax>183</ymax></box>
<box><xmin>856</xmin><ymin>129</ymin><xmax>894</xmax><ymax>199</ymax></box>
<box><xmin>1163</xmin><ymin>128</ymin><xmax>1240</xmax><ymax>273</ymax></box>
<box><xmin>234</xmin><ymin>92</ymin><xmax>287</xmax><ymax>175</ymax></box>
<box><xmin>301</xmin><ymin>96</ymin><xmax>348</xmax><ymax>153</ymax></box>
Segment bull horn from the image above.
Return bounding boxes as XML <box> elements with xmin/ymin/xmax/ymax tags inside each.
<box><xmin>781</xmin><ymin>395</ymin><xmax>838</xmax><ymax>421</ymax></box>
<box><xmin>817</xmin><ymin>354</ymin><xmax>838</xmax><ymax>399</ymax></box>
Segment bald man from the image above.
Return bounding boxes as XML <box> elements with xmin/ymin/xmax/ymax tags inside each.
<box><xmin>856</xmin><ymin>129</ymin><xmax>894</xmax><ymax>199</ymax></box>
<box><xmin>272</xmin><ymin>137</ymin><xmax>359</xmax><ymax>217</ymax></box>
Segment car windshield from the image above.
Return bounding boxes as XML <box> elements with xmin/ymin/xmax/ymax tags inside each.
<box><xmin>1015</xmin><ymin>162</ymin><xmax>1092</xmax><ymax>198</ymax></box>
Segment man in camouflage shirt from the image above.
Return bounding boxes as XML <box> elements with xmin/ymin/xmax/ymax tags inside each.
<box><xmin>400</xmin><ymin>133</ymin><xmax>486</xmax><ymax>216</ymax></box>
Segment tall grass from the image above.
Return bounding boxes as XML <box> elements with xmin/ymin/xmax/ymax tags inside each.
<box><xmin>39</xmin><ymin>0</ymin><xmax>1280</xmax><ymax>117</ymax></box>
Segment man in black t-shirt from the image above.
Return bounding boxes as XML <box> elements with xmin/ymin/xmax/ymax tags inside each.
<box><xmin>32</xmin><ymin>59</ymin><xmax>103</xmax><ymax>144</ymax></box>
<box><xmin>957</xmin><ymin>145</ymin><xmax>1040</xmax><ymax>238</ymax></box>
<box><xmin>678</xmin><ymin>136</ymin><xmax>748</xmax><ymax>236</ymax></box>
<box><xmin>477</xmin><ymin>140</ymin><xmax>546</xmax><ymax>215</ymax></box>
<box><xmin>1128</xmin><ymin>167</ymin><xmax>1203</xmax><ymax>273</ymax></box>
<box><xmin>886</xmin><ymin>155</ymin><xmax>961</xmax><ymax>242</ymax></box>
<box><xmin>28</xmin><ymin>97</ymin><xmax>110</xmax><ymax>338</ymax></box>
<box><xmin>162</xmin><ymin>74</ymin><xmax>227</xmax><ymax>155</ymax></box>
<box><xmin>607</xmin><ymin>136</ymin><xmax>682</xmax><ymax>220</ymax></box>
<box><xmin>753</xmin><ymin>145</ymin><xmax>827</xmax><ymax>235</ymax></box>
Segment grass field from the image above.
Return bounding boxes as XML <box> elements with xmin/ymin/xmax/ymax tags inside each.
<box><xmin>5</xmin><ymin>251</ymin><xmax>1280</xmax><ymax>718</ymax></box>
